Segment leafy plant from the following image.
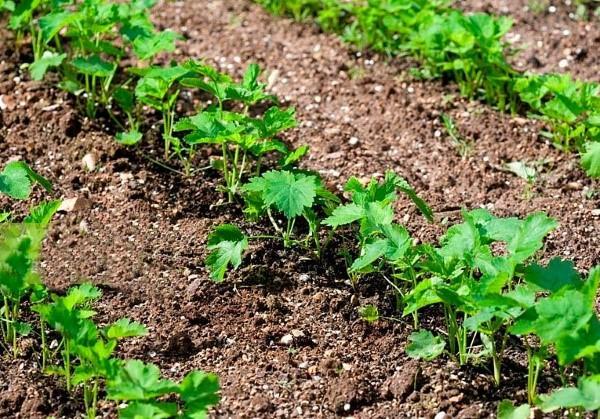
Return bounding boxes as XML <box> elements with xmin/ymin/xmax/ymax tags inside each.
<box><xmin>405</xmin><ymin>330</ymin><xmax>446</xmax><ymax>361</ymax></box>
<box><xmin>403</xmin><ymin>209</ymin><xmax>557</xmax><ymax>383</ymax></box>
<box><xmin>175</xmin><ymin>61</ymin><xmax>299</xmax><ymax>193</ymax></box>
<box><xmin>323</xmin><ymin>171</ymin><xmax>432</xmax><ymax>287</ymax></box>
<box><xmin>34</xmin><ymin>283</ymin><xmax>149</xmax><ymax>418</ymax></box>
<box><xmin>514</xmin><ymin>74</ymin><xmax>600</xmax><ymax>176</ymax></box>
<box><xmin>107</xmin><ymin>359</ymin><xmax>220</xmax><ymax>418</ymax></box>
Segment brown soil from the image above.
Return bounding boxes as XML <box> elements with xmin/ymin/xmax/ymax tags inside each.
<box><xmin>0</xmin><ymin>0</ymin><xmax>599</xmax><ymax>418</ymax></box>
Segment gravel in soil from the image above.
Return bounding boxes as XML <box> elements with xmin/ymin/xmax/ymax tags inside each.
<box><xmin>0</xmin><ymin>0</ymin><xmax>599</xmax><ymax>417</ymax></box>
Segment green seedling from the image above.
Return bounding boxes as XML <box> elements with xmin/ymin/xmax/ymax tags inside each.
<box><xmin>132</xmin><ymin>64</ymin><xmax>189</xmax><ymax>159</ymax></box>
<box><xmin>35</xmin><ymin>283</ymin><xmax>149</xmax><ymax>418</ymax></box>
<box><xmin>515</xmin><ymin>74</ymin><xmax>600</xmax><ymax>177</ymax></box>
<box><xmin>205</xmin><ymin>169</ymin><xmax>339</xmax><ymax>281</ymax></box>
<box><xmin>505</xmin><ymin>161</ymin><xmax>537</xmax><ymax>199</ymax></box>
<box><xmin>404</xmin><ymin>209</ymin><xmax>557</xmax><ymax>383</ymax></box>
<box><xmin>107</xmin><ymin>359</ymin><xmax>220</xmax><ymax>419</ymax></box>
<box><xmin>405</xmin><ymin>330</ymin><xmax>446</xmax><ymax>361</ymax></box>
<box><xmin>441</xmin><ymin>113</ymin><xmax>471</xmax><ymax>158</ymax></box>
<box><xmin>175</xmin><ymin>61</ymin><xmax>297</xmax><ymax>190</ymax></box>
<box><xmin>323</xmin><ymin>171</ymin><xmax>432</xmax><ymax>287</ymax></box>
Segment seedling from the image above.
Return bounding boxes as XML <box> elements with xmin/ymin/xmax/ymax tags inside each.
<box><xmin>132</xmin><ymin>64</ymin><xmax>189</xmax><ymax>158</ymax></box>
<box><xmin>441</xmin><ymin>113</ymin><xmax>471</xmax><ymax>158</ymax></box>
<box><xmin>107</xmin><ymin>359</ymin><xmax>220</xmax><ymax>418</ymax></box>
<box><xmin>175</xmin><ymin>61</ymin><xmax>298</xmax><ymax>192</ymax></box>
<box><xmin>404</xmin><ymin>209</ymin><xmax>557</xmax><ymax>383</ymax></box>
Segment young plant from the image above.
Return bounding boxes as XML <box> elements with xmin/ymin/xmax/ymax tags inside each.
<box><xmin>323</xmin><ymin>171</ymin><xmax>432</xmax><ymax>288</ymax></box>
<box><xmin>35</xmin><ymin>283</ymin><xmax>148</xmax><ymax>418</ymax></box>
<box><xmin>403</xmin><ymin>209</ymin><xmax>557</xmax><ymax>383</ymax></box>
<box><xmin>175</xmin><ymin>61</ymin><xmax>298</xmax><ymax>193</ymax></box>
<box><xmin>205</xmin><ymin>169</ymin><xmax>338</xmax><ymax>281</ymax></box>
<box><xmin>514</xmin><ymin>73</ymin><xmax>600</xmax><ymax>177</ymax></box>
<box><xmin>106</xmin><ymin>359</ymin><xmax>220</xmax><ymax>418</ymax></box>
<box><xmin>510</xmin><ymin>260</ymin><xmax>600</xmax><ymax>406</ymax></box>
<box><xmin>132</xmin><ymin>64</ymin><xmax>189</xmax><ymax>159</ymax></box>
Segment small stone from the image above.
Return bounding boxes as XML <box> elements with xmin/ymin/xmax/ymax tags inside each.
<box><xmin>58</xmin><ymin>197</ymin><xmax>91</xmax><ymax>213</ymax></box>
<box><xmin>291</xmin><ymin>329</ymin><xmax>305</xmax><ymax>338</ymax></box>
<box><xmin>280</xmin><ymin>334</ymin><xmax>294</xmax><ymax>345</ymax></box>
<box><xmin>558</xmin><ymin>59</ymin><xmax>569</xmax><ymax>68</ymax></box>
<box><xmin>434</xmin><ymin>412</ymin><xmax>448</xmax><ymax>419</ymax></box>
<box><xmin>348</xmin><ymin>136</ymin><xmax>359</xmax><ymax>147</ymax></box>
<box><xmin>0</xmin><ymin>95</ymin><xmax>15</xmax><ymax>111</ymax></box>
<box><xmin>82</xmin><ymin>153</ymin><xmax>97</xmax><ymax>172</ymax></box>
<box><xmin>267</xmin><ymin>70</ymin><xmax>280</xmax><ymax>90</ymax></box>
<box><xmin>592</xmin><ymin>209</ymin><xmax>600</xmax><ymax>216</ymax></box>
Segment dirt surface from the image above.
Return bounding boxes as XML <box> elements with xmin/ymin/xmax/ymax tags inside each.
<box><xmin>1</xmin><ymin>0</ymin><xmax>599</xmax><ymax>418</ymax></box>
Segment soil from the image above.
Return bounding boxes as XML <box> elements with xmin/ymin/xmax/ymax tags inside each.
<box><xmin>0</xmin><ymin>0</ymin><xmax>599</xmax><ymax>418</ymax></box>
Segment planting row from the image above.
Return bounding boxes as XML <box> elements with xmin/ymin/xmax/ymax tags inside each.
<box><xmin>1</xmin><ymin>0</ymin><xmax>599</xmax><ymax>416</ymax></box>
<box><xmin>254</xmin><ymin>0</ymin><xmax>600</xmax><ymax>179</ymax></box>
<box><xmin>0</xmin><ymin>163</ymin><xmax>220</xmax><ymax>418</ymax></box>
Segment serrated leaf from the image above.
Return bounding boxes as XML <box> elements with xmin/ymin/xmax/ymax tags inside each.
<box><xmin>205</xmin><ymin>224</ymin><xmax>248</xmax><ymax>282</ymax></box>
<box><xmin>350</xmin><ymin>238</ymin><xmax>388</xmax><ymax>272</ymax></box>
<box><xmin>70</xmin><ymin>55</ymin><xmax>116</xmax><ymax>78</ymax></box>
<box><xmin>507</xmin><ymin>212</ymin><xmax>557</xmax><ymax>264</ymax></box>
<box><xmin>0</xmin><ymin>161</ymin><xmax>51</xmax><ymax>199</ymax></box>
<box><xmin>539</xmin><ymin>375</ymin><xmax>600</xmax><ymax>412</ymax></box>
<box><xmin>581</xmin><ymin>142</ymin><xmax>600</xmax><ymax>178</ymax></box>
<box><xmin>358</xmin><ymin>304</ymin><xmax>379</xmax><ymax>323</ymax></box>
<box><xmin>132</xmin><ymin>30</ymin><xmax>179</xmax><ymax>61</ymax></box>
<box><xmin>523</xmin><ymin>258</ymin><xmax>581</xmax><ymax>292</ymax></box>
<box><xmin>323</xmin><ymin>203</ymin><xmax>364</xmax><ymax>228</ymax></box>
<box><xmin>107</xmin><ymin>360</ymin><xmax>178</xmax><ymax>401</ymax></box>
<box><xmin>497</xmin><ymin>400</ymin><xmax>530</xmax><ymax>419</ymax></box>
<box><xmin>179</xmin><ymin>370</ymin><xmax>220</xmax><ymax>412</ymax></box>
<box><xmin>261</xmin><ymin>171</ymin><xmax>317</xmax><ymax>219</ymax></box>
<box><xmin>405</xmin><ymin>330</ymin><xmax>445</xmax><ymax>361</ymax></box>
<box><xmin>105</xmin><ymin>318</ymin><xmax>148</xmax><ymax>340</ymax></box>
<box><xmin>120</xmin><ymin>401</ymin><xmax>178</xmax><ymax>419</ymax></box>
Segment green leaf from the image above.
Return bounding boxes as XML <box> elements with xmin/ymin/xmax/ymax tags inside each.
<box><xmin>261</xmin><ymin>170</ymin><xmax>317</xmax><ymax>219</ymax></box>
<box><xmin>132</xmin><ymin>30</ymin><xmax>179</xmax><ymax>61</ymax></box>
<box><xmin>24</xmin><ymin>200</ymin><xmax>61</xmax><ymax>226</ymax></box>
<box><xmin>393</xmin><ymin>175</ymin><xmax>434</xmax><ymax>222</ymax></box>
<box><xmin>105</xmin><ymin>318</ymin><xmax>148</xmax><ymax>340</ymax></box>
<box><xmin>358</xmin><ymin>304</ymin><xmax>379</xmax><ymax>323</ymax></box>
<box><xmin>405</xmin><ymin>330</ymin><xmax>445</xmax><ymax>361</ymax></box>
<box><xmin>539</xmin><ymin>375</ymin><xmax>600</xmax><ymax>412</ymax></box>
<box><xmin>323</xmin><ymin>203</ymin><xmax>364</xmax><ymax>228</ymax></box>
<box><xmin>38</xmin><ymin>10</ymin><xmax>78</xmax><ymax>44</ymax></box>
<box><xmin>107</xmin><ymin>360</ymin><xmax>179</xmax><ymax>401</ymax></box>
<box><xmin>497</xmin><ymin>400</ymin><xmax>530</xmax><ymax>419</ymax></box>
<box><xmin>29</xmin><ymin>51</ymin><xmax>66</xmax><ymax>81</ymax></box>
<box><xmin>350</xmin><ymin>238</ymin><xmax>388</xmax><ymax>272</ymax></box>
<box><xmin>507</xmin><ymin>212</ymin><xmax>557</xmax><ymax>264</ymax></box>
<box><xmin>179</xmin><ymin>370</ymin><xmax>220</xmax><ymax>413</ymax></box>
<box><xmin>0</xmin><ymin>161</ymin><xmax>51</xmax><ymax>199</ymax></box>
<box><xmin>70</xmin><ymin>55</ymin><xmax>116</xmax><ymax>78</ymax></box>
<box><xmin>205</xmin><ymin>224</ymin><xmax>248</xmax><ymax>282</ymax></box>
<box><xmin>523</xmin><ymin>258</ymin><xmax>581</xmax><ymax>292</ymax></box>
<box><xmin>116</xmin><ymin>131</ymin><xmax>143</xmax><ymax>146</ymax></box>
<box><xmin>505</xmin><ymin>161</ymin><xmax>536</xmax><ymax>182</ymax></box>
<box><xmin>119</xmin><ymin>401</ymin><xmax>178</xmax><ymax>419</ymax></box>
<box><xmin>581</xmin><ymin>142</ymin><xmax>600</xmax><ymax>178</ymax></box>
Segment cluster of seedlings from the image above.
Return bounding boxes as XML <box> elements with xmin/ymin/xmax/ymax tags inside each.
<box><xmin>1</xmin><ymin>0</ymin><xmax>599</xmax><ymax>417</ymax></box>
